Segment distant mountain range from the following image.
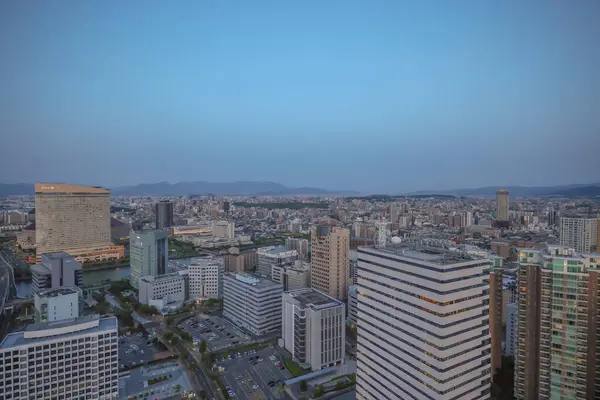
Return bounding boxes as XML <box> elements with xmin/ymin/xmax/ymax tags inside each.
<box><xmin>1</xmin><ymin>181</ymin><xmax>599</xmax><ymax>197</ymax></box>
<box><xmin>406</xmin><ymin>183</ymin><xmax>600</xmax><ymax>197</ymax></box>
<box><xmin>0</xmin><ymin>181</ymin><xmax>357</xmax><ymax>197</ymax></box>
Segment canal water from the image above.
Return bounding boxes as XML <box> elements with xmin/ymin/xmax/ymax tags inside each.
<box><xmin>15</xmin><ymin>257</ymin><xmax>195</xmax><ymax>298</ymax></box>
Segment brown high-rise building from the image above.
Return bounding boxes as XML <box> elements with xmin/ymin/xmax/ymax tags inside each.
<box><xmin>514</xmin><ymin>245</ymin><xmax>600</xmax><ymax>400</ymax></box>
<box><xmin>496</xmin><ymin>189</ymin><xmax>510</xmax><ymax>222</ymax></box>
<box><xmin>35</xmin><ymin>183</ymin><xmax>114</xmax><ymax>261</ymax></box>
<box><xmin>489</xmin><ymin>256</ymin><xmax>504</xmax><ymax>375</ymax></box>
<box><xmin>310</xmin><ymin>225</ymin><xmax>350</xmax><ymax>300</ymax></box>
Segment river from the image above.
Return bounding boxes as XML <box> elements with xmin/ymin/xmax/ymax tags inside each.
<box><xmin>15</xmin><ymin>257</ymin><xmax>196</xmax><ymax>298</ymax></box>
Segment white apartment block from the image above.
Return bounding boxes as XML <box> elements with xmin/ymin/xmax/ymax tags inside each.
<box><xmin>34</xmin><ymin>287</ymin><xmax>81</xmax><ymax>324</ymax></box>
<box><xmin>0</xmin><ymin>315</ymin><xmax>119</xmax><ymax>400</ymax></box>
<box><xmin>282</xmin><ymin>288</ymin><xmax>346</xmax><ymax>371</ymax></box>
<box><xmin>559</xmin><ymin>216</ymin><xmax>599</xmax><ymax>253</ymax></box>
<box><xmin>189</xmin><ymin>257</ymin><xmax>224</xmax><ymax>300</ymax></box>
<box><xmin>348</xmin><ymin>285</ymin><xmax>358</xmax><ymax>326</ymax></box>
<box><xmin>138</xmin><ymin>272</ymin><xmax>186</xmax><ymax>306</ymax></box>
<box><xmin>212</xmin><ymin>221</ymin><xmax>235</xmax><ymax>239</ymax></box>
<box><xmin>356</xmin><ymin>243</ymin><xmax>492</xmax><ymax>400</ymax></box>
<box><xmin>271</xmin><ymin>261</ymin><xmax>310</xmax><ymax>291</ymax></box>
<box><xmin>223</xmin><ymin>273</ymin><xmax>283</xmax><ymax>336</ymax></box>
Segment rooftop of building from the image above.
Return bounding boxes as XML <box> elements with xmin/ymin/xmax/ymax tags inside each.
<box><xmin>34</xmin><ymin>183</ymin><xmax>109</xmax><ymax>194</ymax></box>
<box><xmin>359</xmin><ymin>240</ymin><xmax>488</xmax><ymax>266</ymax></box>
<box><xmin>0</xmin><ymin>315</ymin><xmax>117</xmax><ymax>350</ymax></box>
<box><xmin>110</xmin><ymin>217</ymin><xmax>126</xmax><ymax>227</ymax></box>
<box><xmin>519</xmin><ymin>245</ymin><xmax>600</xmax><ymax>260</ymax></box>
<box><xmin>256</xmin><ymin>245</ymin><xmax>297</xmax><ymax>256</ymax></box>
<box><xmin>30</xmin><ymin>263</ymin><xmax>51</xmax><ymax>275</ymax></box>
<box><xmin>285</xmin><ymin>288</ymin><xmax>343</xmax><ymax>309</ymax></box>
<box><xmin>130</xmin><ymin>228</ymin><xmax>169</xmax><ymax>236</ymax></box>
<box><xmin>189</xmin><ymin>256</ymin><xmax>223</xmax><ymax>267</ymax></box>
<box><xmin>36</xmin><ymin>287</ymin><xmax>81</xmax><ymax>298</ymax></box>
<box><xmin>42</xmin><ymin>251</ymin><xmax>72</xmax><ymax>260</ymax></box>
<box><xmin>140</xmin><ymin>271</ymin><xmax>186</xmax><ymax>283</ymax></box>
<box><xmin>225</xmin><ymin>272</ymin><xmax>282</xmax><ymax>289</ymax></box>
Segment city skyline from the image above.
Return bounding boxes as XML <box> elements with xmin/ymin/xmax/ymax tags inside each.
<box><xmin>1</xmin><ymin>2</ymin><xmax>599</xmax><ymax>192</ymax></box>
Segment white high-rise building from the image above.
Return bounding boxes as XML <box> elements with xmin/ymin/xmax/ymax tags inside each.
<box><xmin>356</xmin><ymin>243</ymin><xmax>492</xmax><ymax>400</ymax></box>
<box><xmin>189</xmin><ymin>257</ymin><xmax>224</xmax><ymax>300</ymax></box>
<box><xmin>0</xmin><ymin>315</ymin><xmax>119</xmax><ymax>400</ymax></box>
<box><xmin>282</xmin><ymin>288</ymin><xmax>345</xmax><ymax>371</ymax></box>
<box><xmin>558</xmin><ymin>216</ymin><xmax>599</xmax><ymax>253</ymax></box>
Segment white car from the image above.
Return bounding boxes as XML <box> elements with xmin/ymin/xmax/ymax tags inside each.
<box><xmin>252</xmin><ymin>385</ymin><xmax>258</xmax><ymax>390</ymax></box>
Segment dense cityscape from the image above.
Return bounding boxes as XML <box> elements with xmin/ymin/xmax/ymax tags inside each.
<box><xmin>0</xmin><ymin>183</ymin><xmax>599</xmax><ymax>399</ymax></box>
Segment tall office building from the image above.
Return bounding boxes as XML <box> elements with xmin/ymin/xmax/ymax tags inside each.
<box><xmin>559</xmin><ymin>216</ymin><xmax>599</xmax><ymax>253</ymax></box>
<box><xmin>129</xmin><ymin>229</ymin><xmax>169</xmax><ymax>289</ymax></box>
<box><xmin>496</xmin><ymin>189</ymin><xmax>510</xmax><ymax>222</ymax></box>
<box><xmin>0</xmin><ymin>315</ymin><xmax>119</xmax><ymax>400</ymax></box>
<box><xmin>356</xmin><ymin>242</ymin><xmax>492</xmax><ymax>400</ymax></box>
<box><xmin>31</xmin><ymin>252</ymin><xmax>83</xmax><ymax>294</ymax></box>
<box><xmin>155</xmin><ymin>200</ymin><xmax>174</xmax><ymax>229</ymax></box>
<box><xmin>34</xmin><ymin>183</ymin><xmax>112</xmax><ymax>260</ymax></box>
<box><xmin>281</xmin><ymin>288</ymin><xmax>345</xmax><ymax>371</ymax></box>
<box><xmin>514</xmin><ymin>245</ymin><xmax>600</xmax><ymax>400</ymax></box>
<box><xmin>310</xmin><ymin>225</ymin><xmax>350</xmax><ymax>300</ymax></box>
<box><xmin>348</xmin><ymin>285</ymin><xmax>358</xmax><ymax>327</ymax></box>
<box><xmin>223</xmin><ymin>273</ymin><xmax>283</xmax><ymax>336</ymax></box>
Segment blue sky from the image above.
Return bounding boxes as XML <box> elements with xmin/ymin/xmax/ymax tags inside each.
<box><xmin>0</xmin><ymin>1</ymin><xmax>599</xmax><ymax>193</ymax></box>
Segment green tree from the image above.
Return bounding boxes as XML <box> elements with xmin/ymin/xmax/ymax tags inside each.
<box><xmin>198</xmin><ymin>340</ymin><xmax>208</xmax><ymax>353</ymax></box>
<box><xmin>312</xmin><ymin>385</ymin><xmax>324</xmax><ymax>397</ymax></box>
<box><xmin>299</xmin><ymin>380</ymin><xmax>308</xmax><ymax>392</ymax></box>
<box><xmin>335</xmin><ymin>380</ymin><xmax>347</xmax><ymax>390</ymax></box>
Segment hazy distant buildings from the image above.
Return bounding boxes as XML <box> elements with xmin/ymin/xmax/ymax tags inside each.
<box><xmin>224</xmin><ymin>247</ymin><xmax>257</xmax><ymax>273</ymax></box>
<box><xmin>285</xmin><ymin>237</ymin><xmax>309</xmax><ymax>260</ymax></box>
<box><xmin>559</xmin><ymin>216</ymin><xmax>599</xmax><ymax>253</ymax></box>
<box><xmin>129</xmin><ymin>229</ymin><xmax>169</xmax><ymax>289</ymax></box>
<box><xmin>155</xmin><ymin>200</ymin><xmax>174</xmax><ymax>229</ymax></box>
<box><xmin>212</xmin><ymin>220</ymin><xmax>235</xmax><ymax>239</ymax></box>
<box><xmin>496</xmin><ymin>189</ymin><xmax>510</xmax><ymax>223</ymax></box>
<box><xmin>34</xmin><ymin>183</ymin><xmax>121</xmax><ymax>262</ymax></box>
<box><xmin>356</xmin><ymin>243</ymin><xmax>492</xmax><ymax>400</ymax></box>
<box><xmin>310</xmin><ymin>225</ymin><xmax>350</xmax><ymax>300</ymax></box>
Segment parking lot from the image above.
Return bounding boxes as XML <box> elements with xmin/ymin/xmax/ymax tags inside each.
<box><xmin>215</xmin><ymin>346</ymin><xmax>291</xmax><ymax>400</ymax></box>
<box><xmin>119</xmin><ymin>360</ymin><xmax>194</xmax><ymax>400</ymax></box>
<box><xmin>118</xmin><ymin>332</ymin><xmax>157</xmax><ymax>368</ymax></box>
<box><xmin>179</xmin><ymin>315</ymin><xmax>249</xmax><ymax>352</ymax></box>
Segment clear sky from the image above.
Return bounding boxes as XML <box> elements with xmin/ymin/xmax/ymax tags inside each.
<box><xmin>1</xmin><ymin>1</ymin><xmax>599</xmax><ymax>193</ymax></box>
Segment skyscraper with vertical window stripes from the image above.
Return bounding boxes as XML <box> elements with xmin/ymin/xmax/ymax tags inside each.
<box><xmin>356</xmin><ymin>242</ymin><xmax>492</xmax><ymax>400</ymax></box>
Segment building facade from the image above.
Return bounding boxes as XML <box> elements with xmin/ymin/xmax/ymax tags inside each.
<box><xmin>31</xmin><ymin>253</ymin><xmax>83</xmax><ymax>295</ymax></box>
<box><xmin>285</xmin><ymin>237</ymin><xmax>309</xmax><ymax>260</ymax></box>
<box><xmin>189</xmin><ymin>258</ymin><xmax>224</xmax><ymax>300</ymax></box>
<box><xmin>34</xmin><ymin>287</ymin><xmax>81</xmax><ymax>324</ymax></box>
<box><xmin>496</xmin><ymin>189</ymin><xmax>509</xmax><ymax>222</ymax></box>
<box><xmin>223</xmin><ymin>273</ymin><xmax>283</xmax><ymax>336</ymax></box>
<box><xmin>489</xmin><ymin>255</ymin><xmax>504</xmax><ymax>374</ymax></box>
<box><xmin>212</xmin><ymin>221</ymin><xmax>235</xmax><ymax>239</ymax></box>
<box><xmin>356</xmin><ymin>243</ymin><xmax>492</xmax><ymax>400</ymax></box>
<box><xmin>34</xmin><ymin>183</ymin><xmax>112</xmax><ymax>260</ymax></box>
<box><xmin>348</xmin><ymin>285</ymin><xmax>358</xmax><ymax>327</ymax></box>
<box><xmin>138</xmin><ymin>272</ymin><xmax>187</xmax><ymax>306</ymax></box>
<box><xmin>155</xmin><ymin>200</ymin><xmax>174</xmax><ymax>229</ymax></box>
<box><xmin>282</xmin><ymin>288</ymin><xmax>345</xmax><ymax>371</ymax></box>
<box><xmin>514</xmin><ymin>245</ymin><xmax>600</xmax><ymax>400</ymax></box>
<box><xmin>504</xmin><ymin>302</ymin><xmax>517</xmax><ymax>357</ymax></box>
<box><xmin>256</xmin><ymin>246</ymin><xmax>298</xmax><ymax>279</ymax></box>
<box><xmin>0</xmin><ymin>315</ymin><xmax>119</xmax><ymax>400</ymax></box>
<box><xmin>271</xmin><ymin>261</ymin><xmax>310</xmax><ymax>291</ymax></box>
<box><xmin>129</xmin><ymin>229</ymin><xmax>169</xmax><ymax>289</ymax></box>
<box><xmin>310</xmin><ymin>225</ymin><xmax>350</xmax><ymax>300</ymax></box>
<box><xmin>559</xmin><ymin>216</ymin><xmax>599</xmax><ymax>253</ymax></box>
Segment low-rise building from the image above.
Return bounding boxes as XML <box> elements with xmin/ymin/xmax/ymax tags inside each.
<box><xmin>282</xmin><ymin>288</ymin><xmax>346</xmax><ymax>371</ymax></box>
<box><xmin>271</xmin><ymin>260</ymin><xmax>310</xmax><ymax>291</ymax></box>
<box><xmin>0</xmin><ymin>315</ymin><xmax>119</xmax><ymax>400</ymax></box>
<box><xmin>34</xmin><ymin>287</ymin><xmax>82</xmax><ymax>323</ymax></box>
<box><xmin>189</xmin><ymin>257</ymin><xmax>224</xmax><ymax>300</ymax></box>
<box><xmin>223</xmin><ymin>273</ymin><xmax>283</xmax><ymax>336</ymax></box>
<box><xmin>138</xmin><ymin>272</ymin><xmax>187</xmax><ymax>307</ymax></box>
<box><xmin>256</xmin><ymin>246</ymin><xmax>298</xmax><ymax>278</ymax></box>
<box><xmin>31</xmin><ymin>252</ymin><xmax>83</xmax><ymax>295</ymax></box>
